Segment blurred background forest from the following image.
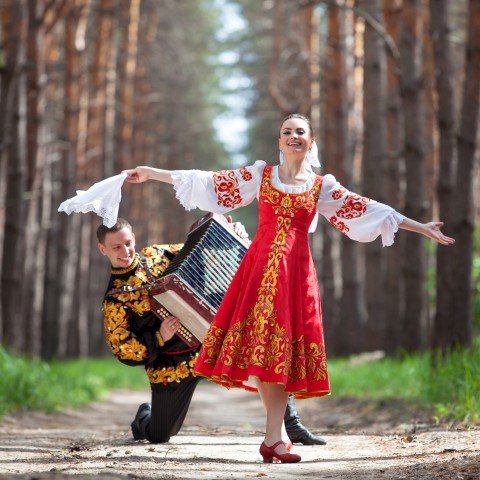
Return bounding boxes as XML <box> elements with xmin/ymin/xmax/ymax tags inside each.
<box><xmin>0</xmin><ymin>0</ymin><xmax>479</xmax><ymax>362</ymax></box>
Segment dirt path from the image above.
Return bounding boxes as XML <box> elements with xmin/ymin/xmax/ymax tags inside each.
<box><xmin>0</xmin><ymin>382</ymin><xmax>478</xmax><ymax>479</ymax></box>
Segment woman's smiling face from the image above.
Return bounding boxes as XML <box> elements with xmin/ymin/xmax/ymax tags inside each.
<box><xmin>278</xmin><ymin>117</ymin><xmax>314</xmax><ymax>158</ymax></box>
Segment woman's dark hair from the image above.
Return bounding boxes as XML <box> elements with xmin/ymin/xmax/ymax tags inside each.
<box><xmin>96</xmin><ymin>217</ymin><xmax>132</xmax><ymax>245</ymax></box>
<box><xmin>279</xmin><ymin>114</ymin><xmax>315</xmax><ymax>138</ymax></box>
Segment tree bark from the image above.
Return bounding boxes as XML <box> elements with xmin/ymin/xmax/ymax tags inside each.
<box><xmin>449</xmin><ymin>0</ymin><xmax>480</xmax><ymax>349</ymax></box>
<box><xmin>429</xmin><ymin>0</ymin><xmax>458</xmax><ymax>350</ymax></box>
<box><xmin>399</xmin><ymin>0</ymin><xmax>427</xmax><ymax>352</ymax></box>
<box><xmin>382</xmin><ymin>0</ymin><xmax>404</xmax><ymax>354</ymax></box>
<box><xmin>360</xmin><ymin>0</ymin><xmax>388</xmax><ymax>350</ymax></box>
<box><xmin>0</xmin><ymin>2</ymin><xmax>28</xmax><ymax>352</ymax></box>
<box><xmin>324</xmin><ymin>3</ymin><xmax>363</xmax><ymax>355</ymax></box>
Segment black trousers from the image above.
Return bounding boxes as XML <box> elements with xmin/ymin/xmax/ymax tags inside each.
<box><xmin>145</xmin><ymin>375</ymin><xmax>201</xmax><ymax>443</ymax></box>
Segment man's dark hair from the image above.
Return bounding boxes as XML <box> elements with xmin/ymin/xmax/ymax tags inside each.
<box><xmin>96</xmin><ymin>218</ymin><xmax>133</xmax><ymax>245</ymax></box>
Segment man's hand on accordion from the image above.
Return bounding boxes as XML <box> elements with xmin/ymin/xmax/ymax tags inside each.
<box><xmin>226</xmin><ymin>215</ymin><xmax>249</xmax><ymax>240</ymax></box>
<box><xmin>159</xmin><ymin>315</ymin><xmax>182</xmax><ymax>342</ymax></box>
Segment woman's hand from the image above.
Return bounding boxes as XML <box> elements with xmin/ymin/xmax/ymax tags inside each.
<box><xmin>159</xmin><ymin>315</ymin><xmax>181</xmax><ymax>342</ymax></box>
<box><xmin>422</xmin><ymin>222</ymin><xmax>455</xmax><ymax>246</ymax></box>
<box><xmin>123</xmin><ymin>167</ymin><xmax>152</xmax><ymax>183</ymax></box>
<box><xmin>399</xmin><ymin>218</ymin><xmax>455</xmax><ymax>246</ymax></box>
<box><xmin>226</xmin><ymin>215</ymin><xmax>249</xmax><ymax>240</ymax></box>
<box><xmin>123</xmin><ymin>166</ymin><xmax>173</xmax><ymax>184</ymax></box>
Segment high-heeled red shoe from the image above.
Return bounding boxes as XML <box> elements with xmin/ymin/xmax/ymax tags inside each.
<box><xmin>259</xmin><ymin>441</ymin><xmax>301</xmax><ymax>463</ymax></box>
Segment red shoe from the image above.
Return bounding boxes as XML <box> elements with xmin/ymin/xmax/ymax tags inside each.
<box><xmin>259</xmin><ymin>441</ymin><xmax>301</xmax><ymax>463</ymax></box>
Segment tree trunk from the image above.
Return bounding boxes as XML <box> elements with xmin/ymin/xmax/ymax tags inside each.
<box><xmin>382</xmin><ymin>0</ymin><xmax>404</xmax><ymax>354</ymax></box>
<box><xmin>42</xmin><ymin>1</ymin><xmax>86</xmax><ymax>359</ymax></box>
<box><xmin>116</xmin><ymin>0</ymin><xmax>141</xmax><ymax>170</ymax></box>
<box><xmin>450</xmin><ymin>0</ymin><xmax>480</xmax><ymax>349</ymax></box>
<box><xmin>22</xmin><ymin>0</ymin><xmax>50</xmax><ymax>357</ymax></box>
<box><xmin>324</xmin><ymin>3</ymin><xmax>363</xmax><ymax>355</ymax></box>
<box><xmin>429</xmin><ymin>0</ymin><xmax>458</xmax><ymax>350</ymax></box>
<box><xmin>0</xmin><ymin>2</ymin><xmax>28</xmax><ymax>352</ymax></box>
<box><xmin>399</xmin><ymin>0</ymin><xmax>427</xmax><ymax>352</ymax></box>
<box><xmin>360</xmin><ymin>0</ymin><xmax>388</xmax><ymax>350</ymax></box>
<box><xmin>86</xmin><ymin>0</ymin><xmax>116</xmax><ymax>356</ymax></box>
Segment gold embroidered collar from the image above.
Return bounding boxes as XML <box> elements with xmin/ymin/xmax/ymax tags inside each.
<box><xmin>110</xmin><ymin>254</ymin><xmax>140</xmax><ymax>275</ymax></box>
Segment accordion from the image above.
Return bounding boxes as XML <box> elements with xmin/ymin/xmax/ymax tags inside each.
<box><xmin>149</xmin><ymin>213</ymin><xmax>250</xmax><ymax>347</ymax></box>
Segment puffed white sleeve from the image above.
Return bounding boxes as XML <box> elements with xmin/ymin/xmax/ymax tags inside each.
<box><xmin>170</xmin><ymin>160</ymin><xmax>266</xmax><ymax>214</ymax></box>
<box><xmin>317</xmin><ymin>174</ymin><xmax>405</xmax><ymax>247</ymax></box>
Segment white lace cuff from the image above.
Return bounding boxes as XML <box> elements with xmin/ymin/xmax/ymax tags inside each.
<box><xmin>58</xmin><ymin>173</ymin><xmax>127</xmax><ymax>227</ymax></box>
<box><xmin>380</xmin><ymin>211</ymin><xmax>405</xmax><ymax>247</ymax></box>
<box><xmin>171</xmin><ymin>170</ymin><xmax>198</xmax><ymax>211</ymax></box>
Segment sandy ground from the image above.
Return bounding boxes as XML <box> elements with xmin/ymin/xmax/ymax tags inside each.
<box><xmin>0</xmin><ymin>381</ymin><xmax>479</xmax><ymax>480</ymax></box>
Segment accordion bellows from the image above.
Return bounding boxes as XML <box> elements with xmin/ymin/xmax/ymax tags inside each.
<box><xmin>150</xmin><ymin>213</ymin><xmax>250</xmax><ymax>347</ymax></box>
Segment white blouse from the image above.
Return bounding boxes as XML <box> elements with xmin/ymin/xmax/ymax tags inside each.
<box><xmin>171</xmin><ymin>161</ymin><xmax>404</xmax><ymax>247</ymax></box>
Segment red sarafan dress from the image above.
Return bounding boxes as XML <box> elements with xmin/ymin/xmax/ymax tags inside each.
<box><xmin>170</xmin><ymin>161</ymin><xmax>404</xmax><ymax>398</ymax></box>
<box><xmin>196</xmin><ymin>166</ymin><xmax>328</xmax><ymax>397</ymax></box>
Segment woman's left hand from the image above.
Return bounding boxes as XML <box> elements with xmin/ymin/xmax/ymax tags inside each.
<box><xmin>423</xmin><ymin>222</ymin><xmax>455</xmax><ymax>246</ymax></box>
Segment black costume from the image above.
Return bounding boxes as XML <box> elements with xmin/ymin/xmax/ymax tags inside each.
<box><xmin>103</xmin><ymin>243</ymin><xmax>200</xmax><ymax>443</ymax></box>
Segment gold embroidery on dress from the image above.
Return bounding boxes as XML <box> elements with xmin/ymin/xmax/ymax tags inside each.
<box><xmin>201</xmin><ymin>167</ymin><xmax>328</xmax><ymax>384</ymax></box>
<box><xmin>261</xmin><ymin>167</ymin><xmax>322</xmax><ymax>216</ymax></box>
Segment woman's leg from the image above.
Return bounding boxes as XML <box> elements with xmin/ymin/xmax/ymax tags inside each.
<box><xmin>254</xmin><ymin>378</ymin><xmax>290</xmax><ymax>445</ymax></box>
<box><xmin>256</xmin><ymin>381</ymin><xmax>290</xmax><ymax>454</ymax></box>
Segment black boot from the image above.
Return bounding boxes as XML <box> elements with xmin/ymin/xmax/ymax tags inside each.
<box><xmin>284</xmin><ymin>395</ymin><xmax>327</xmax><ymax>445</ymax></box>
<box><xmin>131</xmin><ymin>403</ymin><xmax>151</xmax><ymax>440</ymax></box>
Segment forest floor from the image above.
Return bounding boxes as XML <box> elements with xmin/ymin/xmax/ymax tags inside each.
<box><xmin>0</xmin><ymin>382</ymin><xmax>478</xmax><ymax>480</ymax></box>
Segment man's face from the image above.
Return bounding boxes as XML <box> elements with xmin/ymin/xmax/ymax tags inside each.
<box><xmin>98</xmin><ymin>227</ymin><xmax>136</xmax><ymax>268</ymax></box>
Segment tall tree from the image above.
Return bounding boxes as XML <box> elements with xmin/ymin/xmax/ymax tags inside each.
<box><xmin>359</xmin><ymin>0</ymin><xmax>388</xmax><ymax>350</ymax></box>
<box><xmin>399</xmin><ymin>0</ymin><xmax>427</xmax><ymax>351</ymax></box>
<box><xmin>323</xmin><ymin>3</ymin><xmax>362</xmax><ymax>354</ymax></box>
<box><xmin>23</xmin><ymin>0</ymin><xmax>48</xmax><ymax>357</ymax></box>
<box><xmin>449</xmin><ymin>0</ymin><xmax>480</xmax><ymax>348</ymax></box>
<box><xmin>0</xmin><ymin>1</ymin><xmax>27</xmax><ymax>351</ymax></box>
<box><xmin>382</xmin><ymin>0</ymin><xmax>404</xmax><ymax>354</ymax></box>
<box><xmin>429</xmin><ymin>0</ymin><xmax>457</xmax><ymax>350</ymax></box>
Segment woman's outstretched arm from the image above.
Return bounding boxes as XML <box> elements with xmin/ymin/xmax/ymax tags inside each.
<box><xmin>399</xmin><ymin>218</ymin><xmax>455</xmax><ymax>246</ymax></box>
<box><xmin>123</xmin><ymin>166</ymin><xmax>173</xmax><ymax>184</ymax></box>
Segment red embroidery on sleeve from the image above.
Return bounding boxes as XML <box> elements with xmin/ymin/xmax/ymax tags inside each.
<box><xmin>332</xmin><ymin>187</ymin><xmax>371</xmax><ymax>220</ymax></box>
<box><xmin>336</xmin><ymin>193</ymin><xmax>370</xmax><ymax>219</ymax></box>
<box><xmin>329</xmin><ymin>217</ymin><xmax>350</xmax><ymax>233</ymax></box>
<box><xmin>239</xmin><ymin>167</ymin><xmax>253</xmax><ymax>181</ymax></box>
<box><xmin>332</xmin><ymin>187</ymin><xmax>347</xmax><ymax>200</ymax></box>
<box><xmin>212</xmin><ymin>170</ymin><xmax>243</xmax><ymax>208</ymax></box>
<box><xmin>329</xmin><ymin>188</ymin><xmax>371</xmax><ymax>233</ymax></box>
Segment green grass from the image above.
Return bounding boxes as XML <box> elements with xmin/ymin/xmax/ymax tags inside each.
<box><xmin>0</xmin><ymin>339</ymin><xmax>479</xmax><ymax>423</ymax></box>
<box><xmin>0</xmin><ymin>348</ymin><xmax>148</xmax><ymax>416</ymax></box>
<box><xmin>329</xmin><ymin>337</ymin><xmax>480</xmax><ymax>423</ymax></box>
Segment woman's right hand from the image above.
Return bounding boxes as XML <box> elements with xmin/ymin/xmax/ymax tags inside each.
<box><xmin>123</xmin><ymin>166</ymin><xmax>152</xmax><ymax>183</ymax></box>
<box><xmin>123</xmin><ymin>166</ymin><xmax>173</xmax><ymax>184</ymax></box>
